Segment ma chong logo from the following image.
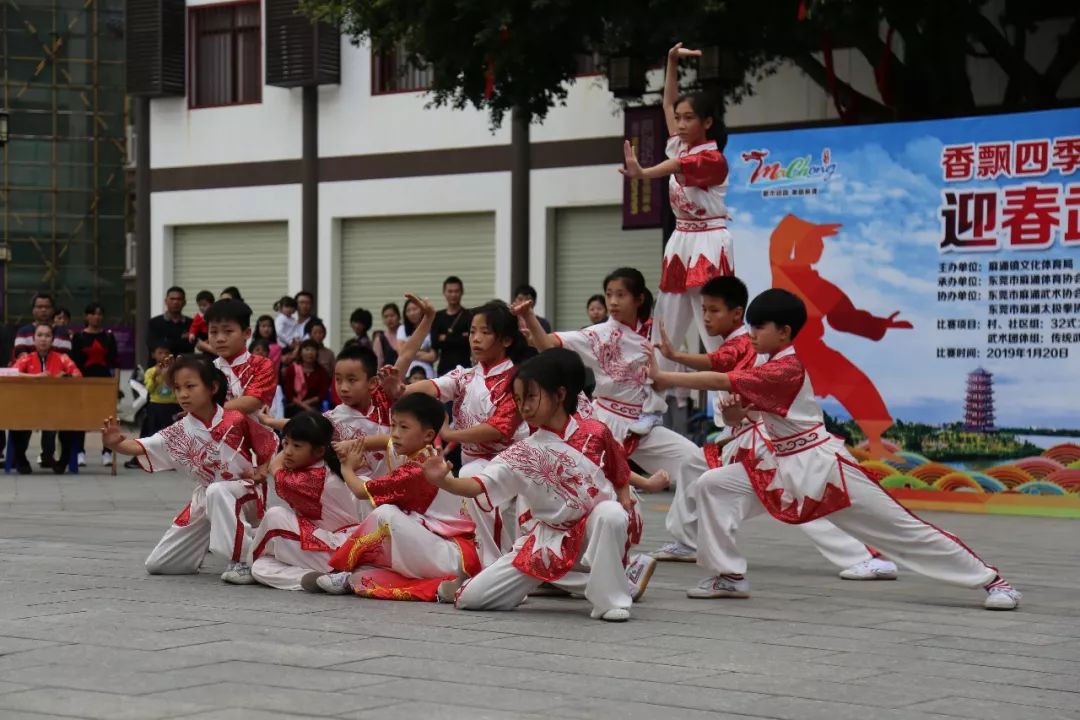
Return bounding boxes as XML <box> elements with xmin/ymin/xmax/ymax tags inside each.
<box><xmin>741</xmin><ymin>148</ymin><xmax>838</xmax><ymax>187</ymax></box>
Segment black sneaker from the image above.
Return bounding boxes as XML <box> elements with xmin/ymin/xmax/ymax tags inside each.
<box><xmin>123</xmin><ymin>458</ymin><xmax>141</xmax><ymax>470</ymax></box>
<box><xmin>15</xmin><ymin>462</ymin><xmax>32</xmax><ymax>475</ymax></box>
<box><xmin>39</xmin><ymin>455</ymin><xmax>56</xmax><ymax>469</ymax></box>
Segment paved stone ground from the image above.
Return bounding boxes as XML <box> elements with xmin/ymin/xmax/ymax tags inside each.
<box><xmin>0</xmin><ymin>440</ymin><xmax>1078</xmax><ymax>719</ymax></box>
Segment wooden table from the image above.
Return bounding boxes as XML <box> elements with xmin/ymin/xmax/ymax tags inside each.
<box><xmin>0</xmin><ymin>375</ymin><xmax>120</xmax><ymax>475</ymax></box>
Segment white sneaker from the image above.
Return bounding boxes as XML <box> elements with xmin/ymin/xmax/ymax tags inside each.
<box><xmin>590</xmin><ymin>607</ymin><xmax>631</xmax><ymax>622</ymax></box>
<box><xmin>101</xmin><ymin>451</ymin><xmax>113</xmax><ymax>466</ymax></box>
<box><xmin>221</xmin><ymin>562</ymin><xmax>256</xmax><ymax>585</ymax></box>
<box><xmin>76</xmin><ymin>452</ymin><xmax>86</xmax><ymax>467</ymax></box>
<box><xmin>839</xmin><ymin>558</ymin><xmax>899</xmax><ymax>581</ymax></box>
<box><xmin>687</xmin><ymin>575</ymin><xmax>750</xmax><ymax>599</ymax></box>
<box><xmin>310</xmin><ymin>571</ymin><xmax>351</xmax><ymax>595</ymax></box>
<box><xmin>628</xmin><ymin>413</ymin><xmax>663</xmax><ymax>435</ymax></box>
<box><xmin>984</xmin><ymin>586</ymin><xmax>1021</xmax><ymax>611</ymax></box>
<box><xmin>651</xmin><ymin>541</ymin><xmax>696</xmax><ymax>562</ymax></box>
<box><xmin>626</xmin><ymin>554</ymin><xmax>657</xmax><ymax>602</ymax></box>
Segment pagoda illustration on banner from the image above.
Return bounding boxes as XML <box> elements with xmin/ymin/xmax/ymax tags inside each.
<box><xmin>964</xmin><ymin>368</ymin><xmax>995</xmax><ymax>432</ymax></box>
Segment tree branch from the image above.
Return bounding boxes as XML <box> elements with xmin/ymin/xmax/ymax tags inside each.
<box><xmin>968</xmin><ymin>11</ymin><xmax>1050</xmax><ymax>103</ymax></box>
<box><xmin>791</xmin><ymin>52</ymin><xmax>892</xmax><ymax>122</ymax></box>
<box><xmin>1044</xmin><ymin>17</ymin><xmax>1080</xmax><ymax>96</ymax></box>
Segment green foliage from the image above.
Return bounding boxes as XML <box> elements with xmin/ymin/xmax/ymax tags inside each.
<box><xmin>301</xmin><ymin>0</ymin><xmax>1080</xmax><ymax>126</ymax></box>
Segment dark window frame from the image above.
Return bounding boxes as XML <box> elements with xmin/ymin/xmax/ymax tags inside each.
<box><xmin>371</xmin><ymin>45</ymin><xmax>434</xmax><ymax>95</ymax></box>
<box><xmin>188</xmin><ymin>0</ymin><xmax>264</xmax><ymax>109</ymax></box>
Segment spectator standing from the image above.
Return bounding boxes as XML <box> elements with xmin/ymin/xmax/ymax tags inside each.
<box><xmin>397</xmin><ymin>297</ymin><xmax>436</xmax><ymax>380</ymax></box>
<box><xmin>14</xmin><ymin>293</ymin><xmax>72</xmax><ymax>357</ymax></box>
<box><xmin>346</xmin><ymin>307</ymin><xmax>374</xmax><ymax>351</ymax></box>
<box><xmin>430</xmin><ymin>276</ymin><xmax>472</xmax><ymax>376</ymax></box>
<box><xmin>219</xmin><ymin>286</ymin><xmax>243</xmax><ymax>302</ymax></box>
<box><xmin>54</xmin><ymin>308</ymin><xmax>72</xmax><ymax>328</ymax></box>
<box><xmin>251</xmin><ymin>314</ymin><xmax>283</xmax><ymax>374</ymax></box>
<box><xmin>283</xmin><ymin>340</ymin><xmax>331</xmax><ymax>417</ymax></box>
<box><xmin>306</xmin><ymin>320</ymin><xmax>336</xmax><ymax>377</ymax></box>
<box><xmin>586</xmin><ymin>293</ymin><xmax>608</xmax><ymax>325</ymax></box>
<box><xmin>295</xmin><ymin>290</ymin><xmax>315</xmax><ymax>337</ymax></box>
<box><xmin>9</xmin><ymin>324</ymin><xmax>81</xmax><ymax>474</ymax></box>
<box><xmin>70</xmin><ymin>302</ymin><xmax>119</xmax><ymax>467</ymax></box>
<box><xmin>186</xmin><ymin>290</ymin><xmax>216</xmax><ymax>354</ymax></box>
<box><xmin>372</xmin><ymin>302</ymin><xmax>402</xmax><ymax>368</ymax></box>
<box><xmin>124</xmin><ymin>341</ymin><xmax>182</xmax><ymax>469</ymax></box>
<box><xmin>274</xmin><ymin>296</ymin><xmax>302</xmax><ymax>346</ymax></box>
<box><xmin>13</xmin><ymin>293</ymin><xmax>72</xmax><ymax>467</ymax></box>
<box><xmin>146</xmin><ymin>287</ymin><xmax>194</xmax><ymax>357</ymax></box>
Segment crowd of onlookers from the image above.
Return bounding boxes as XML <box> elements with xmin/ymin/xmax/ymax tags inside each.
<box><xmin>2</xmin><ymin>276</ymin><xmax>608</xmax><ymax>476</ymax></box>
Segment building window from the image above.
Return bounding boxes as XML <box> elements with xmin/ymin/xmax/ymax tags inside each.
<box><xmin>575</xmin><ymin>52</ymin><xmax>602</xmax><ymax>76</ymax></box>
<box><xmin>189</xmin><ymin>2</ymin><xmax>262</xmax><ymax>108</ymax></box>
<box><xmin>372</xmin><ymin>45</ymin><xmax>433</xmax><ymax>94</ymax></box>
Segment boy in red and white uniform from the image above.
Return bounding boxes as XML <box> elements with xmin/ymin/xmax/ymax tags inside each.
<box><xmin>307</xmin><ymin>394</ymin><xmax>480</xmax><ymax>600</ymax></box>
<box><xmin>207</xmin><ymin>300</ymin><xmax>279</xmax><ymax>435</ymax></box>
<box><xmin>648</xmin><ymin>289</ymin><xmax>1021</xmax><ymax>610</ymax></box>
<box><xmin>249</xmin><ymin>412</ymin><xmax>367</xmax><ymax>590</ymax></box>
<box><xmin>102</xmin><ymin>355</ymin><xmax>275</xmax><ymax>581</ymax></box>
<box><xmin>427</xmin><ymin>349</ymin><xmax>645</xmax><ymax>622</ymax></box>
<box><xmin>650</xmin><ymin>277</ymin><xmax>898</xmax><ymax>581</ymax></box>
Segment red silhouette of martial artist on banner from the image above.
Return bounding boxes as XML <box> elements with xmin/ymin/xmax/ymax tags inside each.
<box><xmin>769</xmin><ymin>214</ymin><xmax>912</xmax><ymax>459</ymax></box>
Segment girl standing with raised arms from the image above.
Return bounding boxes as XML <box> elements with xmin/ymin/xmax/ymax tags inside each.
<box><xmin>620</xmin><ymin>42</ymin><xmax>733</xmax><ymax>394</ymax></box>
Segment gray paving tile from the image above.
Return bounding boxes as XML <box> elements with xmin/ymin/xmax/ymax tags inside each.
<box><xmin>902</xmin><ymin>696</ymin><xmax>1080</xmax><ymax>720</ymax></box>
<box><xmin>0</xmin><ymin>687</ymin><xmax>209</xmax><ymax>719</ymax></box>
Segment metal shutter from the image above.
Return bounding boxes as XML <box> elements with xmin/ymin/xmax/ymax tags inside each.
<box><xmin>172</xmin><ymin>222</ymin><xmax>289</xmax><ymax>318</ymax></box>
<box><xmin>340</xmin><ymin>213</ymin><xmax>496</xmax><ymax>344</ymax></box>
<box><xmin>553</xmin><ymin>206</ymin><xmax>662</xmax><ymax>330</ymax></box>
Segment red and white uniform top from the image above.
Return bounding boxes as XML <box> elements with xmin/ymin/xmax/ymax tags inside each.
<box><xmin>269</xmin><ymin>461</ymin><xmax>367</xmax><ymax>551</ymax></box>
<box><xmin>554</xmin><ymin>318</ymin><xmax>651</xmax><ymax>443</ymax></box>
<box><xmin>472</xmin><ymin>416</ymin><xmax>633</xmax><ymax>582</ymax></box>
<box><xmin>215</xmin><ymin>351</ymin><xmax>278</xmax><ymax>408</ymax></box>
<box><xmin>704</xmin><ymin>325</ymin><xmax>763</xmax><ymax>466</ymax></box>
<box><xmin>727</xmin><ymin>346</ymin><xmax>858</xmax><ymax>524</ymax></box>
<box><xmin>324</xmin><ymin>387</ymin><xmax>393</xmax><ymax>478</ymax></box>
<box><xmin>136</xmin><ymin>406</ymin><xmax>276</xmax><ymax>485</ymax></box>
<box><xmin>432</xmin><ymin>358</ymin><xmax>526</xmax><ymax>461</ymax></box>
<box><xmin>661</xmin><ymin>136</ymin><xmax>733</xmax><ymax>293</ymax></box>
<box><xmin>215</xmin><ymin>351</ymin><xmax>279</xmax><ymax>451</ymax></box>
<box><xmin>364</xmin><ymin>449</ymin><xmax>475</xmax><ymax>539</ymax></box>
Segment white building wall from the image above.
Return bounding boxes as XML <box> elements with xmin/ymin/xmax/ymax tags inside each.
<box><xmin>150</xmin><ymin>4</ymin><xmax>1076</xmax><ymax>346</ymax></box>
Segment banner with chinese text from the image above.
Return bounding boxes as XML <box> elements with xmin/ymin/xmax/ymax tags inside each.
<box><xmin>724</xmin><ymin>108</ymin><xmax>1080</xmax><ymax>518</ymax></box>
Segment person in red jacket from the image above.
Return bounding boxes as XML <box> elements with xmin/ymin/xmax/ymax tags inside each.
<box><xmin>9</xmin><ymin>324</ymin><xmax>82</xmax><ymax>474</ymax></box>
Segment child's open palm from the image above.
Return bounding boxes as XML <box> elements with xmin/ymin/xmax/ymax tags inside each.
<box><xmin>421</xmin><ymin>450</ymin><xmax>452</xmax><ymax>485</ymax></box>
<box><xmin>101</xmin><ymin>416</ymin><xmax>126</xmax><ymax>449</ymax></box>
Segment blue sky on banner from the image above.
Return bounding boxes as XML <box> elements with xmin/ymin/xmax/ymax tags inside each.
<box><xmin>724</xmin><ymin>109</ymin><xmax>1080</xmax><ymax>428</ymax></box>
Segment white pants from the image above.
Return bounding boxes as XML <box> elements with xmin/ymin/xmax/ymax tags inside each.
<box><xmin>457</xmin><ymin>501</ymin><xmax>632</xmax><ymax>614</ymax></box>
<box><xmin>695</xmin><ymin>463</ymin><xmax>998</xmax><ymax>587</ymax></box>
<box><xmin>250</xmin><ymin>506</ymin><xmax>338</xmax><ymax>591</ymax></box>
<box><xmin>462</xmin><ymin>457</ymin><xmax>515</xmax><ymax>568</ymax></box>
<box><xmin>669</xmin><ymin>465</ymin><xmax>872</xmax><ymax>569</ymax></box>
<box><xmin>630</xmin><ymin>427</ymin><xmax>708</xmax><ymax>546</ymax></box>
<box><xmin>144</xmin><ymin>481</ymin><xmax>261</xmax><ymax>574</ymax></box>
<box><xmin>350</xmin><ymin>503</ymin><xmax>462</xmax><ymax>579</ymax></box>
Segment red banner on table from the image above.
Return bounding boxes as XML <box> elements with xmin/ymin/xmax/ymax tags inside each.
<box><xmin>622</xmin><ymin>105</ymin><xmax>666</xmax><ymax>229</ymax></box>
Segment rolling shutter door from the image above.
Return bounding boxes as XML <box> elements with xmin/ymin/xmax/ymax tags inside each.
<box><xmin>553</xmin><ymin>206</ymin><xmax>662</xmax><ymax>331</ymax></box>
<box><xmin>172</xmin><ymin>222</ymin><xmax>289</xmax><ymax>317</ymax></box>
<box><xmin>340</xmin><ymin>213</ymin><xmax>496</xmax><ymax>343</ymax></box>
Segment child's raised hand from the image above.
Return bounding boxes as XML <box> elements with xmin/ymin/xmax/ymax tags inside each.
<box><xmin>618</xmin><ymin>140</ymin><xmax>644</xmax><ymax>179</ymax></box>
<box><xmin>100</xmin><ymin>416</ymin><xmax>125</xmax><ymax>449</ymax></box>
<box><xmin>510</xmin><ymin>298</ymin><xmax>534</xmax><ymax>318</ymax></box>
<box><xmin>657</xmin><ymin>321</ymin><xmax>676</xmax><ymax>359</ymax></box>
<box><xmin>342</xmin><ymin>440</ymin><xmax>366</xmax><ymax>470</ymax></box>
<box><xmin>421</xmin><ymin>449</ymin><xmax>452</xmax><ymax>485</ymax></box>
<box><xmin>668</xmin><ymin>42</ymin><xmax>702</xmax><ymax>61</ymax></box>
<box><xmin>405</xmin><ymin>293</ymin><xmax>436</xmax><ymax>320</ymax></box>
<box><xmin>643</xmin><ymin>342</ymin><xmax>661</xmax><ymax>379</ymax></box>
<box><xmin>377</xmin><ymin>365</ymin><xmax>405</xmax><ymax>398</ymax></box>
